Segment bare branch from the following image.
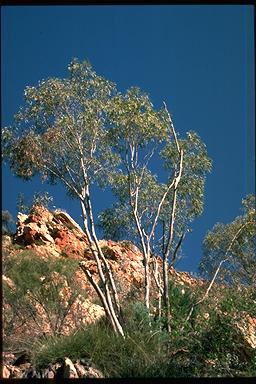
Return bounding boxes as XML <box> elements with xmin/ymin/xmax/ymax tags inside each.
<box><xmin>170</xmin><ymin>232</ymin><xmax>185</xmax><ymax>267</ymax></box>
<box><xmin>148</xmin><ymin>177</ymin><xmax>176</xmax><ymax>243</ymax></box>
<box><xmin>163</xmin><ymin>101</ymin><xmax>180</xmax><ymax>153</ymax></box>
<box><xmin>164</xmin><ymin>149</ymin><xmax>184</xmax><ymax>255</ymax></box>
<box><xmin>43</xmin><ymin>163</ymin><xmax>81</xmax><ymax>199</ymax></box>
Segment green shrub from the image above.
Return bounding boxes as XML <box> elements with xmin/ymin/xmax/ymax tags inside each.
<box><xmin>28</xmin><ymin>289</ymin><xmax>256</xmax><ymax>377</ymax></box>
<box><xmin>3</xmin><ymin>251</ymin><xmax>86</xmax><ymax>349</ymax></box>
<box><xmin>219</xmin><ymin>285</ymin><xmax>256</xmax><ymax>317</ymax></box>
<box><xmin>4</xmin><ymin>248</ymin><xmax>255</xmax><ymax>377</ymax></box>
<box><xmin>31</xmin><ymin>301</ymin><xmax>195</xmax><ymax>377</ymax></box>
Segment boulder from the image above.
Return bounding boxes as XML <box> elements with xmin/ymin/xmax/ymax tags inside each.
<box><xmin>2</xmin><ymin>358</ymin><xmax>104</xmax><ymax>379</ymax></box>
<box><xmin>62</xmin><ymin>357</ymin><xmax>79</xmax><ymax>378</ymax></box>
<box><xmin>15</xmin><ymin>206</ymin><xmax>89</xmax><ymax>259</ymax></box>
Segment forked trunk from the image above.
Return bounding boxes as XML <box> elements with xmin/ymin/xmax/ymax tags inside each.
<box><xmin>80</xmin><ymin>199</ymin><xmax>125</xmax><ymax>338</ymax></box>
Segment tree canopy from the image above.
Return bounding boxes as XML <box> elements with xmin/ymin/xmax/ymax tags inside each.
<box><xmin>199</xmin><ymin>194</ymin><xmax>256</xmax><ymax>286</ymax></box>
<box><xmin>2</xmin><ymin>59</ymin><xmax>118</xmax><ymax>193</ymax></box>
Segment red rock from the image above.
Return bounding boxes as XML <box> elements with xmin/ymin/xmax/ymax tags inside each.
<box><xmin>15</xmin><ymin>207</ymin><xmax>89</xmax><ymax>258</ymax></box>
<box><xmin>23</xmin><ymin>227</ymin><xmax>37</xmax><ymax>243</ymax></box>
<box><xmin>2</xmin><ymin>365</ymin><xmax>11</xmax><ymax>378</ymax></box>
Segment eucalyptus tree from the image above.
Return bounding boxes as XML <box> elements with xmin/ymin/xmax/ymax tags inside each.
<box><xmin>2</xmin><ymin>58</ymin><xmax>212</xmax><ymax>335</ymax></box>
<box><xmin>2</xmin><ymin>59</ymin><xmax>124</xmax><ymax>337</ymax></box>
<box><xmin>106</xmin><ymin>88</ymin><xmax>175</xmax><ymax>313</ymax></box>
<box><xmin>184</xmin><ymin>194</ymin><xmax>256</xmax><ymax>326</ymax></box>
<box><xmin>101</xmin><ymin>88</ymin><xmax>212</xmax><ymax>329</ymax></box>
<box><xmin>159</xmin><ymin>126</ymin><xmax>212</xmax><ymax>328</ymax></box>
<box><xmin>200</xmin><ymin>194</ymin><xmax>256</xmax><ymax>286</ymax></box>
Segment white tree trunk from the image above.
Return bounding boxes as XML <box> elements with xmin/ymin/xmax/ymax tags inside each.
<box><xmin>79</xmin><ymin>199</ymin><xmax>125</xmax><ymax>338</ymax></box>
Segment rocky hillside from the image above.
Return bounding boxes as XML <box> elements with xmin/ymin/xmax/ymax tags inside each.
<box><xmin>3</xmin><ymin>206</ymin><xmax>205</xmax><ymax>339</ymax></box>
<box><xmin>2</xmin><ymin>206</ymin><xmax>256</xmax><ymax>378</ymax></box>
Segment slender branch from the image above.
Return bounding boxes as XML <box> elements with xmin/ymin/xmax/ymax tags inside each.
<box><xmin>152</xmin><ymin>257</ymin><xmax>163</xmax><ymax>295</ymax></box>
<box><xmin>162</xmin><ymin>220</ymin><xmax>165</xmax><ymax>257</ymax></box>
<box><xmin>135</xmin><ymin>143</ymin><xmax>139</xmax><ymax>168</ymax></box>
<box><xmin>126</xmin><ymin>161</ymin><xmax>148</xmax><ymax>259</ymax></box>
<box><xmin>170</xmin><ymin>232</ymin><xmax>185</xmax><ymax>267</ymax></box>
<box><xmin>160</xmin><ymin>103</ymin><xmax>183</xmax><ymax>333</ymax></box>
<box><xmin>163</xmin><ymin>101</ymin><xmax>180</xmax><ymax>152</ymax></box>
<box><xmin>164</xmin><ymin>150</ymin><xmax>184</xmax><ymax>255</ymax></box>
<box><xmin>184</xmin><ymin>220</ymin><xmax>254</xmax><ymax>324</ymax></box>
<box><xmin>84</xmin><ymin>186</ymin><xmax>122</xmax><ymax>315</ymax></box>
<box><xmin>77</xmin><ymin>135</ymin><xmax>89</xmax><ymax>188</ymax></box>
<box><xmin>80</xmin><ymin>200</ymin><xmax>106</xmax><ymax>286</ymax></box>
<box><xmin>43</xmin><ymin>163</ymin><xmax>81</xmax><ymax>198</ymax></box>
<box><xmin>126</xmin><ymin>149</ymin><xmax>151</xmax><ymax>308</ymax></box>
<box><xmin>58</xmin><ymin>128</ymin><xmax>79</xmax><ymax>156</ymax></box>
<box><xmin>138</xmin><ymin>145</ymin><xmax>156</xmax><ymax>185</ymax></box>
<box><xmin>148</xmin><ymin>177</ymin><xmax>176</xmax><ymax>243</ymax></box>
<box><xmin>64</xmin><ymin>163</ymin><xmax>80</xmax><ymax>190</ymax></box>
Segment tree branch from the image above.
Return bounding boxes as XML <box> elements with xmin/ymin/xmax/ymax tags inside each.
<box><xmin>184</xmin><ymin>220</ymin><xmax>254</xmax><ymax>325</ymax></box>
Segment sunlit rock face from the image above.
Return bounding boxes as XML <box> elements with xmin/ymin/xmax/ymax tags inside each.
<box><xmin>15</xmin><ymin>206</ymin><xmax>89</xmax><ymax>259</ymax></box>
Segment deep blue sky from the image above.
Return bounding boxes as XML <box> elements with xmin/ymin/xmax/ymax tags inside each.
<box><xmin>1</xmin><ymin>5</ymin><xmax>255</xmax><ymax>273</ymax></box>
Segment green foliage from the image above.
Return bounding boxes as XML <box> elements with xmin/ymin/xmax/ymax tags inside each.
<box><xmin>32</xmin><ymin>191</ymin><xmax>53</xmax><ymax>210</ymax></box>
<box><xmin>100</xmin><ymin>127</ymin><xmax>211</xmax><ymax>260</ymax></box>
<box><xmin>17</xmin><ymin>191</ymin><xmax>53</xmax><ymax>214</ymax></box>
<box><xmin>3</xmin><ymin>251</ymin><xmax>85</xmax><ymax>349</ymax></box>
<box><xmin>107</xmin><ymin>87</ymin><xmax>168</xmax><ymax>147</ymax></box>
<box><xmin>2</xmin><ymin>56</ymin><xmax>212</xmax><ymax>269</ymax></box>
<box><xmin>97</xmin><ymin>203</ymin><xmax>135</xmax><ymax>241</ymax></box>
<box><xmin>168</xmin><ymin>281</ymin><xmax>199</xmax><ymax>330</ymax></box>
<box><xmin>2</xmin><ymin>59</ymin><xmax>119</xmax><ymax>197</ymax></box>
<box><xmin>100</xmin><ymin>96</ymin><xmax>212</xmax><ymax>259</ymax></box>
<box><xmin>200</xmin><ymin>194</ymin><xmax>256</xmax><ymax>285</ymax></box>
<box><xmin>31</xmin><ymin>286</ymin><xmax>256</xmax><ymax>377</ymax></box>
<box><xmin>2</xmin><ymin>252</ymin><xmax>252</xmax><ymax>377</ymax></box>
<box><xmin>16</xmin><ymin>193</ymin><xmax>30</xmax><ymax>213</ymax></box>
<box><xmin>32</xmin><ymin>302</ymin><xmax>171</xmax><ymax>377</ymax></box>
<box><xmin>219</xmin><ymin>285</ymin><xmax>256</xmax><ymax>318</ymax></box>
<box><xmin>196</xmin><ymin>310</ymin><xmax>255</xmax><ymax>377</ymax></box>
<box><xmin>2</xmin><ymin>210</ymin><xmax>14</xmax><ymax>235</ymax></box>
<box><xmin>161</xmin><ymin>131</ymin><xmax>212</xmax><ymax>216</ymax></box>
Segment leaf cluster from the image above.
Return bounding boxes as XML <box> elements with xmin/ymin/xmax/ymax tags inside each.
<box><xmin>200</xmin><ymin>194</ymin><xmax>256</xmax><ymax>285</ymax></box>
<box><xmin>2</xmin><ymin>59</ymin><xmax>119</xmax><ymax>196</ymax></box>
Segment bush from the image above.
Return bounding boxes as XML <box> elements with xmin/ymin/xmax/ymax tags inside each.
<box><xmin>31</xmin><ymin>303</ymin><xmax>165</xmax><ymax>377</ymax></box>
<box><xmin>30</xmin><ymin>279</ymin><xmax>256</xmax><ymax>377</ymax></box>
<box><xmin>4</xmin><ymin>249</ymin><xmax>255</xmax><ymax>377</ymax></box>
<box><xmin>31</xmin><ymin>301</ymin><xmax>195</xmax><ymax>377</ymax></box>
<box><xmin>3</xmin><ymin>251</ymin><xmax>86</xmax><ymax>350</ymax></box>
